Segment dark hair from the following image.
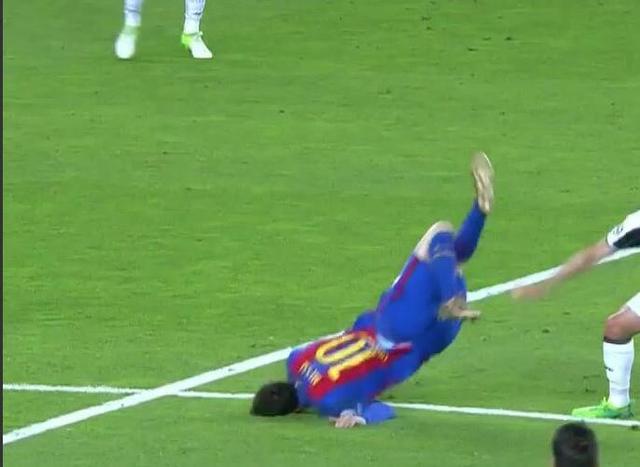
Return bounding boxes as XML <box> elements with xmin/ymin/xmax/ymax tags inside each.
<box><xmin>552</xmin><ymin>422</ymin><xmax>598</xmax><ymax>467</ymax></box>
<box><xmin>250</xmin><ymin>382</ymin><xmax>299</xmax><ymax>417</ymax></box>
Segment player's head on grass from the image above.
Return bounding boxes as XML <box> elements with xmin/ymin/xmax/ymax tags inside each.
<box><xmin>250</xmin><ymin>381</ymin><xmax>299</xmax><ymax>417</ymax></box>
<box><xmin>552</xmin><ymin>422</ymin><xmax>598</xmax><ymax>467</ymax></box>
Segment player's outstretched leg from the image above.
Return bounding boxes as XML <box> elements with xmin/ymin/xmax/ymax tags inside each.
<box><xmin>572</xmin><ymin>296</ymin><xmax>640</xmax><ymax>419</ymax></box>
<box><xmin>181</xmin><ymin>0</ymin><xmax>213</xmax><ymax>59</ymax></box>
<box><xmin>115</xmin><ymin>0</ymin><xmax>143</xmax><ymax>60</ymax></box>
<box><xmin>454</xmin><ymin>152</ymin><xmax>494</xmax><ymax>263</ymax></box>
<box><xmin>454</xmin><ymin>201</ymin><xmax>486</xmax><ymax>263</ymax></box>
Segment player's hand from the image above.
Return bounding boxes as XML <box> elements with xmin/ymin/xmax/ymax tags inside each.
<box><xmin>440</xmin><ymin>297</ymin><xmax>480</xmax><ymax>321</ymax></box>
<box><xmin>329</xmin><ymin>411</ymin><xmax>367</xmax><ymax>429</ymax></box>
<box><xmin>453</xmin><ymin>309</ymin><xmax>481</xmax><ymax>321</ymax></box>
<box><xmin>512</xmin><ymin>283</ymin><xmax>550</xmax><ymax>300</ymax></box>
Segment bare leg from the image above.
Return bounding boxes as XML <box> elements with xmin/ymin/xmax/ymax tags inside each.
<box><xmin>572</xmin><ymin>299</ymin><xmax>639</xmax><ymax>418</ymax></box>
<box><xmin>602</xmin><ymin>297</ymin><xmax>640</xmax><ymax>407</ymax></box>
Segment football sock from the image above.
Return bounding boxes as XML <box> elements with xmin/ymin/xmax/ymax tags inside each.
<box><xmin>454</xmin><ymin>200</ymin><xmax>486</xmax><ymax>263</ymax></box>
<box><xmin>603</xmin><ymin>339</ymin><xmax>634</xmax><ymax>407</ymax></box>
<box><xmin>124</xmin><ymin>0</ymin><xmax>143</xmax><ymax>27</ymax></box>
<box><xmin>184</xmin><ymin>0</ymin><xmax>206</xmax><ymax>34</ymax></box>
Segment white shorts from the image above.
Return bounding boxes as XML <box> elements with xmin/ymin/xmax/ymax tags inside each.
<box><xmin>626</xmin><ymin>292</ymin><xmax>640</xmax><ymax>316</ymax></box>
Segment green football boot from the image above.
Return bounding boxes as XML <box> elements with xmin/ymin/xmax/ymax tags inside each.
<box><xmin>181</xmin><ymin>32</ymin><xmax>213</xmax><ymax>59</ymax></box>
<box><xmin>571</xmin><ymin>398</ymin><xmax>634</xmax><ymax>419</ymax></box>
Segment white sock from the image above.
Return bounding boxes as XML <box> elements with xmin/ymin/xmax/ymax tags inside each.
<box><xmin>124</xmin><ymin>0</ymin><xmax>143</xmax><ymax>27</ymax></box>
<box><xmin>603</xmin><ymin>340</ymin><xmax>634</xmax><ymax>407</ymax></box>
<box><xmin>184</xmin><ymin>0</ymin><xmax>206</xmax><ymax>34</ymax></box>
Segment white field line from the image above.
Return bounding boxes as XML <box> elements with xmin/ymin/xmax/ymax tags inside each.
<box><xmin>4</xmin><ymin>383</ymin><xmax>639</xmax><ymax>429</ymax></box>
<box><xmin>3</xmin><ymin>383</ymin><xmax>254</xmax><ymax>400</ymax></box>
<box><xmin>3</xmin><ymin>247</ymin><xmax>638</xmax><ymax>446</ymax></box>
<box><xmin>2</xmin><ymin>347</ymin><xmax>292</xmax><ymax>445</ymax></box>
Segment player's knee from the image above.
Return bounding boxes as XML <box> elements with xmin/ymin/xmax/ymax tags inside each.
<box><xmin>414</xmin><ymin>221</ymin><xmax>455</xmax><ymax>261</ymax></box>
<box><xmin>603</xmin><ymin>314</ymin><xmax>632</xmax><ymax>342</ymax></box>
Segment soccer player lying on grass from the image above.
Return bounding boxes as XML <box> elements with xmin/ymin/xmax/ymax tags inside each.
<box><xmin>251</xmin><ymin>153</ymin><xmax>494</xmax><ymax>428</ymax></box>
<box><xmin>513</xmin><ymin>209</ymin><xmax>639</xmax><ymax>419</ymax></box>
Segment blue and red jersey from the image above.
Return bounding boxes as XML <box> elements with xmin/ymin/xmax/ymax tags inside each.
<box><xmin>286</xmin><ymin>319</ymin><xmax>412</xmax><ymax>422</ymax></box>
<box><xmin>286</xmin><ymin>309</ymin><xmax>461</xmax><ymax>423</ymax></box>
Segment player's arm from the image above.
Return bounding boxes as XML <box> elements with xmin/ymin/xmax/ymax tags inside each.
<box><xmin>514</xmin><ymin>210</ymin><xmax>639</xmax><ymax>301</ymax></box>
<box><xmin>329</xmin><ymin>402</ymin><xmax>396</xmax><ymax>428</ymax></box>
<box><xmin>513</xmin><ymin>239</ymin><xmax>613</xmax><ymax>300</ymax></box>
<box><xmin>547</xmin><ymin>240</ymin><xmax>613</xmax><ymax>285</ymax></box>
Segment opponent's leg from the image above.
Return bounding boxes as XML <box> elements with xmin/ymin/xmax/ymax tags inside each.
<box><xmin>454</xmin><ymin>152</ymin><xmax>493</xmax><ymax>263</ymax></box>
<box><xmin>115</xmin><ymin>0</ymin><xmax>143</xmax><ymax>59</ymax></box>
<box><xmin>572</xmin><ymin>294</ymin><xmax>640</xmax><ymax>419</ymax></box>
<box><xmin>181</xmin><ymin>0</ymin><xmax>213</xmax><ymax>59</ymax></box>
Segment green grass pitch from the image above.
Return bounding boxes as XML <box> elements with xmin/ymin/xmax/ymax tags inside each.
<box><xmin>3</xmin><ymin>0</ymin><xmax>640</xmax><ymax>465</ymax></box>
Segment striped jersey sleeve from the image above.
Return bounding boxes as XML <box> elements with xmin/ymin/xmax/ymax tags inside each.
<box><xmin>606</xmin><ymin>210</ymin><xmax>640</xmax><ymax>249</ymax></box>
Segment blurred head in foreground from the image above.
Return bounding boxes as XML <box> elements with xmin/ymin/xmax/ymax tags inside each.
<box><xmin>552</xmin><ymin>422</ymin><xmax>598</xmax><ymax>467</ymax></box>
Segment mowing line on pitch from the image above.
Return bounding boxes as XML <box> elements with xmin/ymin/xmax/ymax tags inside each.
<box><xmin>4</xmin><ymin>383</ymin><xmax>639</xmax><ymax>429</ymax></box>
<box><xmin>3</xmin><ymin>248</ymin><xmax>638</xmax><ymax>445</ymax></box>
